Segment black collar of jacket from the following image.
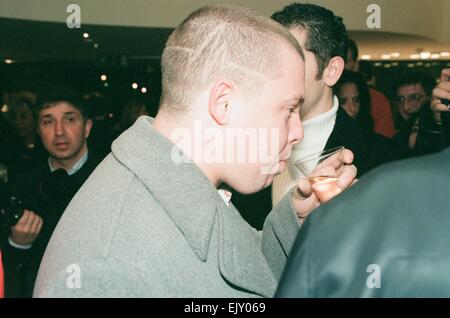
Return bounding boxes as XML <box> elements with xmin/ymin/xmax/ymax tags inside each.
<box><xmin>325</xmin><ymin>107</ymin><xmax>370</xmax><ymax>176</ymax></box>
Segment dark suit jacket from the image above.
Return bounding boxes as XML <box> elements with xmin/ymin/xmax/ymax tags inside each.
<box><xmin>1</xmin><ymin>152</ymin><xmax>102</xmax><ymax>297</ymax></box>
<box><xmin>232</xmin><ymin>107</ymin><xmax>371</xmax><ymax>230</ymax></box>
<box><xmin>276</xmin><ymin>147</ymin><xmax>450</xmax><ymax>297</ymax></box>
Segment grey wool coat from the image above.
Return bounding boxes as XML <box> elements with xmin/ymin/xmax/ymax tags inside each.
<box><xmin>33</xmin><ymin>116</ymin><xmax>300</xmax><ymax>298</ymax></box>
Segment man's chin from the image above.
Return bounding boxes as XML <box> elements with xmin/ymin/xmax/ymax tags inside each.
<box><xmin>50</xmin><ymin>151</ymin><xmax>75</xmax><ymax>161</ymax></box>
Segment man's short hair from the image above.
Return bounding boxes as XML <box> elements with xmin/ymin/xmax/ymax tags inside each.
<box><xmin>160</xmin><ymin>4</ymin><xmax>304</xmax><ymax>113</ymax></box>
<box><xmin>271</xmin><ymin>3</ymin><xmax>348</xmax><ymax>79</ymax></box>
<box><xmin>35</xmin><ymin>85</ymin><xmax>90</xmax><ymax>122</ymax></box>
<box><xmin>391</xmin><ymin>72</ymin><xmax>435</xmax><ymax>99</ymax></box>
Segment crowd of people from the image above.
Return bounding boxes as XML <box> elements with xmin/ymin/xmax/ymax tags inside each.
<box><xmin>0</xmin><ymin>2</ymin><xmax>449</xmax><ymax>298</ymax></box>
<box><xmin>0</xmin><ymin>89</ymin><xmax>148</xmax><ymax>297</ymax></box>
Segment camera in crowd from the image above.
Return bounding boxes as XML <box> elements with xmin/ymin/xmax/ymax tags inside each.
<box><xmin>0</xmin><ymin>162</ymin><xmax>24</xmax><ymax>229</ymax></box>
<box><xmin>0</xmin><ymin>193</ymin><xmax>25</xmax><ymax>229</ymax></box>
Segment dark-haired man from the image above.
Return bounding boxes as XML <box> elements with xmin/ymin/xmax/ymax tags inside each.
<box><xmin>233</xmin><ymin>3</ymin><xmax>370</xmax><ymax>229</ymax></box>
<box><xmin>2</xmin><ymin>88</ymin><xmax>102</xmax><ymax>297</ymax></box>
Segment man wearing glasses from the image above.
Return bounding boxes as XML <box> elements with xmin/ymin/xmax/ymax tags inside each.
<box><xmin>391</xmin><ymin>72</ymin><xmax>434</xmax><ymax>129</ymax></box>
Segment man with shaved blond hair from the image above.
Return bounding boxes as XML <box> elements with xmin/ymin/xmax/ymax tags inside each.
<box><xmin>34</xmin><ymin>4</ymin><xmax>356</xmax><ymax>298</ymax></box>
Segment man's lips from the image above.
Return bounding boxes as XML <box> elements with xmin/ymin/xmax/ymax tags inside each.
<box><xmin>54</xmin><ymin>141</ymin><xmax>70</xmax><ymax>149</ymax></box>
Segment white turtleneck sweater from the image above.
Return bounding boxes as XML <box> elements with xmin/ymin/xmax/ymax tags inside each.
<box><xmin>272</xmin><ymin>96</ymin><xmax>339</xmax><ymax>206</ymax></box>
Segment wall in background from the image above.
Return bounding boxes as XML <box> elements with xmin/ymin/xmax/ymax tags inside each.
<box><xmin>1</xmin><ymin>0</ymin><xmax>449</xmax><ymax>44</ymax></box>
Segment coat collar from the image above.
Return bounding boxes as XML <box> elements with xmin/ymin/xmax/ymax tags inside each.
<box><xmin>111</xmin><ymin>116</ymin><xmax>224</xmax><ymax>262</ymax></box>
<box><xmin>112</xmin><ymin>117</ymin><xmax>276</xmax><ymax>296</ymax></box>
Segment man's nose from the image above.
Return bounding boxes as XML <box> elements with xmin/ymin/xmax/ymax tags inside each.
<box><xmin>290</xmin><ymin>114</ymin><xmax>303</xmax><ymax>146</ymax></box>
<box><xmin>404</xmin><ymin>102</ymin><xmax>417</xmax><ymax>114</ymax></box>
<box><xmin>54</xmin><ymin>120</ymin><xmax>66</xmax><ymax>136</ymax></box>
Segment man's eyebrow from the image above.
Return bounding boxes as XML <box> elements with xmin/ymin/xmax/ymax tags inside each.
<box><xmin>41</xmin><ymin>111</ymin><xmax>79</xmax><ymax>118</ymax></box>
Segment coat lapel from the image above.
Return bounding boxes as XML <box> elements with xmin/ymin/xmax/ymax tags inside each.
<box><xmin>111</xmin><ymin>116</ymin><xmax>222</xmax><ymax>261</ymax></box>
<box><xmin>217</xmin><ymin>203</ymin><xmax>277</xmax><ymax>298</ymax></box>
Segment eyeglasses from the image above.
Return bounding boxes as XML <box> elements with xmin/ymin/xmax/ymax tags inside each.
<box><xmin>393</xmin><ymin>93</ymin><xmax>424</xmax><ymax>104</ymax></box>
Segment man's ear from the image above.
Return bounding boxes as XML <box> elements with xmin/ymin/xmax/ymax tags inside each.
<box><xmin>208</xmin><ymin>80</ymin><xmax>234</xmax><ymax>126</ymax></box>
<box><xmin>84</xmin><ymin>119</ymin><xmax>93</xmax><ymax>138</ymax></box>
<box><xmin>323</xmin><ymin>56</ymin><xmax>345</xmax><ymax>87</ymax></box>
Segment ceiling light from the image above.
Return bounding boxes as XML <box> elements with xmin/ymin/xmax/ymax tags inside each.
<box><xmin>132</xmin><ymin>83</ymin><xmax>138</xmax><ymax>89</ymax></box>
<box><xmin>420</xmin><ymin>52</ymin><xmax>431</xmax><ymax>59</ymax></box>
<box><xmin>4</xmin><ymin>59</ymin><xmax>14</xmax><ymax>64</ymax></box>
<box><xmin>141</xmin><ymin>87</ymin><xmax>147</xmax><ymax>94</ymax></box>
<box><xmin>431</xmin><ymin>54</ymin><xmax>440</xmax><ymax>59</ymax></box>
<box><xmin>1</xmin><ymin>104</ymin><xmax>8</xmax><ymax>112</ymax></box>
<box><xmin>100</xmin><ymin>74</ymin><xmax>107</xmax><ymax>81</ymax></box>
<box><xmin>390</xmin><ymin>53</ymin><xmax>400</xmax><ymax>58</ymax></box>
<box><xmin>83</xmin><ymin>32</ymin><xmax>90</xmax><ymax>38</ymax></box>
<box><xmin>381</xmin><ymin>54</ymin><xmax>391</xmax><ymax>60</ymax></box>
<box><xmin>410</xmin><ymin>54</ymin><xmax>420</xmax><ymax>59</ymax></box>
<box><xmin>439</xmin><ymin>52</ymin><xmax>450</xmax><ymax>57</ymax></box>
<box><xmin>361</xmin><ymin>54</ymin><xmax>372</xmax><ymax>60</ymax></box>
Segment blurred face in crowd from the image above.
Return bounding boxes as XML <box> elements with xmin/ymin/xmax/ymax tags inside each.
<box><xmin>38</xmin><ymin>102</ymin><xmax>92</xmax><ymax>168</ymax></box>
<box><xmin>12</xmin><ymin>103</ymin><xmax>34</xmax><ymax>138</ymax></box>
<box><xmin>394</xmin><ymin>84</ymin><xmax>426</xmax><ymax>121</ymax></box>
<box><xmin>338</xmin><ymin>83</ymin><xmax>360</xmax><ymax>119</ymax></box>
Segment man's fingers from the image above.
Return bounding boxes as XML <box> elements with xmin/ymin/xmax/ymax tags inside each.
<box><xmin>295</xmin><ymin>177</ymin><xmax>313</xmax><ymax>199</ymax></box>
<box><xmin>294</xmin><ymin>195</ymin><xmax>320</xmax><ymax>219</ymax></box>
<box><xmin>433</xmin><ymin>102</ymin><xmax>450</xmax><ymax>112</ymax></box>
<box><xmin>439</xmin><ymin>68</ymin><xmax>450</xmax><ymax>83</ymax></box>
<box><xmin>17</xmin><ymin>210</ymin><xmax>30</xmax><ymax>226</ymax></box>
<box><xmin>292</xmin><ymin>179</ymin><xmax>320</xmax><ymax>220</ymax></box>
<box><xmin>30</xmin><ymin>214</ymin><xmax>43</xmax><ymax>234</ymax></box>
<box><xmin>310</xmin><ymin>166</ymin><xmax>338</xmax><ymax>179</ymax></box>
<box><xmin>336</xmin><ymin>164</ymin><xmax>357</xmax><ymax>190</ymax></box>
<box><xmin>433</xmin><ymin>85</ymin><xmax>450</xmax><ymax>100</ymax></box>
<box><xmin>317</xmin><ymin>149</ymin><xmax>354</xmax><ymax>170</ymax></box>
<box><xmin>35</xmin><ymin>218</ymin><xmax>44</xmax><ymax>235</ymax></box>
<box><xmin>432</xmin><ymin>87</ymin><xmax>450</xmax><ymax>112</ymax></box>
